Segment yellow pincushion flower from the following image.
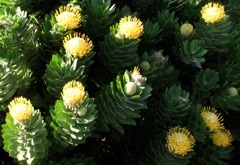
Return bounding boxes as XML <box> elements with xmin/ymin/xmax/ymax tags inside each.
<box><xmin>63</xmin><ymin>32</ymin><xmax>93</xmax><ymax>58</ymax></box>
<box><xmin>62</xmin><ymin>80</ymin><xmax>85</xmax><ymax>106</ymax></box>
<box><xmin>201</xmin><ymin>106</ymin><xmax>224</xmax><ymax>131</ymax></box>
<box><xmin>55</xmin><ymin>5</ymin><xmax>82</xmax><ymax>30</ymax></box>
<box><xmin>210</xmin><ymin>129</ymin><xmax>233</xmax><ymax>147</ymax></box>
<box><xmin>166</xmin><ymin>127</ymin><xmax>195</xmax><ymax>156</ymax></box>
<box><xmin>8</xmin><ymin>97</ymin><xmax>33</xmax><ymax>122</ymax></box>
<box><xmin>117</xmin><ymin>16</ymin><xmax>144</xmax><ymax>39</ymax></box>
<box><xmin>201</xmin><ymin>2</ymin><xmax>225</xmax><ymax>23</ymax></box>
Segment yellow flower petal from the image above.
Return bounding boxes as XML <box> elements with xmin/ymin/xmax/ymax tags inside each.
<box><xmin>62</xmin><ymin>80</ymin><xmax>85</xmax><ymax>106</ymax></box>
<box><xmin>63</xmin><ymin>32</ymin><xmax>93</xmax><ymax>58</ymax></box>
<box><xmin>201</xmin><ymin>2</ymin><xmax>225</xmax><ymax>23</ymax></box>
<box><xmin>118</xmin><ymin>16</ymin><xmax>144</xmax><ymax>39</ymax></box>
<box><xmin>166</xmin><ymin>127</ymin><xmax>195</xmax><ymax>156</ymax></box>
<box><xmin>8</xmin><ymin>97</ymin><xmax>33</xmax><ymax>122</ymax></box>
<box><xmin>55</xmin><ymin>6</ymin><xmax>82</xmax><ymax>30</ymax></box>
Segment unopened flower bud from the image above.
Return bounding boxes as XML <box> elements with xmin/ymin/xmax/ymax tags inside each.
<box><xmin>124</xmin><ymin>82</ymin><xmax>137</xmax><ymax>96</ymax></box>
<box><xmin>228</xmin><ymin>87</ymin><xmax>239</xmax><ymax>96</ymax></box>
<box><xmin>180</xmin><ymin>23</ymin><xmax>193</xmax><ymax>37</ymax></box>
<box><xmin>178</xmin><ymin>96</ymin><xmax>187</xmax><ymax>104</ymax></box>
<box><xmin>140</xmin><ymin>61</ymin><xmax>151</xmax><ymax>71</ymax></box>
<box><xmin>153</xmin><ymin>50</ymin><xmax>164</xmax><ymax>63</ymax></box>
<box><xmin>115</xmin><ymin>32</ymin><xmax>125</xmax><ymax>39</ymax></box>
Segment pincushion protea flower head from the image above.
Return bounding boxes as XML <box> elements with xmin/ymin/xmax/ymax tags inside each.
<box><xmin>8</xmin><ymin>97</ymin><xmax>33</xmax><ymax>122</ymax></box>
<box><xmin>201</xmin><ymin>2</ymin><xmax>225</xmax><ymax>23</ymax></box>
<box><xmin>63</xmin><ymin>32</ymin><xmax>93</xmax><ymax>58</ymax></box>
<box><xmin>210</xmin><ymin>129</ymin><xmax>233</xmax><ymax>147</ymax></box>
<box><xmin>201</xmin><ymin>106</ymin><xmax>224</xmax><ymax>131</ymax></box>
<box><xmin>166</xmin><ymin>127</ymin><xmax>195</xmax><ymax>156</ymax></box>
<box><xmin>117</xmin><ymin>16</ymin><xmax>144</xmax><ymax>39</ymax></box>
<box><xmin>55</xmin><ymin>5</ymin><xmax>82</xmax><ymax>30</ymax></box>
<box><xmin>62</xmin><ymin>80</ymin><xmax>85</xmax><ymax>106</ymax></box>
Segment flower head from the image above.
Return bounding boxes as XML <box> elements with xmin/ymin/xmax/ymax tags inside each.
<box><xmin>8</xmin><ymin>97</ymin><xmax>33</xmax><ymax>122</ymax></box>
<box><xmin>117</xmin><ymin>16</ymin><xmax>144</xmax><ymax>39</ymax></box>
<box><xmin>180</xmin><ymin>22</ymin><xmax>194</xmax><ymax>36</ymax></box>
<box><xmin>153</xmin><ymin>50</ymin><xmax>164</xmax><ymax>63</ymax></box>
<box><xmin>62</xmin><ymin>80</ymin><xmax>85</xmax><ymax>106</ymax></box>
<box><xmin>63</xmin><ymin>32</ymin><xmax>93</xmax><ymax>58</ymax></box>
<box><xmin>131</xmin><ymin>67</ymin><xmax>146</xmax><ymax>86</ymax></box>
<box><xmin>210</xmin><ymin>129</ymin><xmax>233</xmax><ymax>147</ymax></box>
<box><xmin>55</xmin><ymin>5</ymin><xmax>82</xmax><ymax>30</ymax></box>
<box><xmin>201</xmin><ymin>106</ymin><xmax>224</xmax><ymax>131</ymax></box>
<box><xmin>201</xmin><ymin>2</ymin><xmax>225</xmax><ymax>23</ymax></box>
<box><xmin>166</xmin><ymin>127</ymin><xmax>195</xmax><ymax>156</ymax></box>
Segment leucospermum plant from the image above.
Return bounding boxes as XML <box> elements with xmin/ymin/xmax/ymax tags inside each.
<box><xmin>95</xmin><ymin>67</ymin><xmax>152</xmax><ymax>133</ymax></box>
<box><xmin>196</xmin><ymin>2</ymin><xmax>240</xmax><ymax>52</ymax></box>
<box><xmin>98</xmin><ymin>15</ymin><xmax>144</xmax><ymax>74</ymax></box>
<box><xmin>49</xmin><ymin>80</ymin><xmax>97</xmax><ymax>146</ymax></box>
<box><xmin>44</xmin><ymin>32</ymin><xmax>94</xmax><ymax>102</ymax></box>
<box><xmin>1</xmin><ymin>97</ymin><xmax>50</xmax><ymax>165</ymax></box>
<box><xmin>146</xmin><ymin>126</ymin><xmax>196</xmax><ymax>165</ymax></box>
<box><xmin>191</xmin><ymin>106</ymin><xmax>235</xmax><ymax>164</ymax></box>
<box><xmin>63</xmin><ymin>31</ymin><xmax>95</xmax><ymax>73</ymax></box>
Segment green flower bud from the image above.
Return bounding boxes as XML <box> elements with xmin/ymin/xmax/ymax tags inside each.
<box><xmin>140</xmin><ymin>61</ymin><xmax>151</xmax><ymax>71</ymax></box>
<box><xmin>180</xmin><ymin>23</ymin><xmax>193</xmax><ymax>37</ymax></box>
<box><xmin>228</xmin><ymin>87</ymin><xmax>239</xmax><ymax>96</ymax></box>
<box><xmin>124</xmin><ymin>82</ymin><xmax>137</xmax><ymax>96</ymax></box>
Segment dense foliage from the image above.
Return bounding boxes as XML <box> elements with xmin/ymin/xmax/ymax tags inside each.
<box><xmin>0</xmin><ymin>0</ymin><xmax>240</xmax><ymax>164</ymax></box>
